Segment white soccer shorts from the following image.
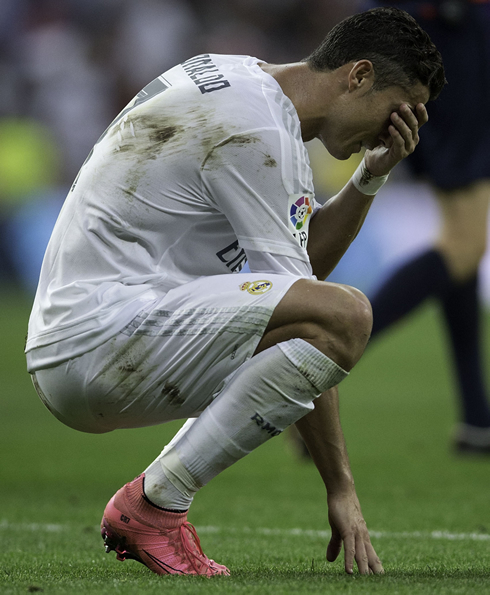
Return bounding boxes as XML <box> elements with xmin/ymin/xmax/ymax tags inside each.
<box><xmin>32</xmin><ymin>273</ymin><xmax>301</xmax><ymax>433</ymax></box>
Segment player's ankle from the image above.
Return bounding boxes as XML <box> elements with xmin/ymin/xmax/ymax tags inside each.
<box><xmin>143</xmin><ymin>458</ymin><xmax>195</xmax><ymax>510</ymax></box>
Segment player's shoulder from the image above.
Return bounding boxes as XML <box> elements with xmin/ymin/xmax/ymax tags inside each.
<box><xmin>178</xmin><ymin>53</ymin><xmax>287</xmax><ymax>127</ymax></box>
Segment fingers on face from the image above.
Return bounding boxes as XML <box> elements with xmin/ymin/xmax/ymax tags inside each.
<box><xmin>389</xmin><ymin>124</ymin><xmax>404</xmax><ymax>145</ymax></box>
<box><xmin>416</xmin><ymin>102</ymin><xmax>429</xmax><ymax>126</ymax></box>
<box><xmin>400</xmin><ymin>103</ymin><xmax>419</xmax><ymax>132</ymax></box>
<box><xmin>390</xmin><ymin>106</ymin><xmax>419</xmax><ymax>152</ymax></box>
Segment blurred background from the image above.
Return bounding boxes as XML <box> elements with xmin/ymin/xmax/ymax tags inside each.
<box><xmin>1</xmin><ymin>0</ymin><xmax>483</xmax><ymax>300</ymax></box>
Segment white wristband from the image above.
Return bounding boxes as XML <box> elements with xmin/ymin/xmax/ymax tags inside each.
<box><xmin>351</xmin><ymin>158</ymin><xmax>389</xmax><ymax>196</ymax></box>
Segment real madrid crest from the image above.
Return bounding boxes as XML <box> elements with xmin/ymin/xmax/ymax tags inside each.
<box><xmin>239</xmin><ymin>280</ymin><xmax>273</xmax><ymax>295</ymax></box>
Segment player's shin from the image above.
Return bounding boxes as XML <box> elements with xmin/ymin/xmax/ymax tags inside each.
<box><xmin>144</xmin><ymin>339</ymin><xmax>348</xmax><ymax>510</ymax></box>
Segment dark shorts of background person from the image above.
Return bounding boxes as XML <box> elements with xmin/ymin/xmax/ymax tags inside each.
<box><xmin>364</xmin><ymin>0</ymin><xmax>490</xmax><ymax>191</ymax></box>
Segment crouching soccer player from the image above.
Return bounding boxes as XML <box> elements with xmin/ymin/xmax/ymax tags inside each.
<box><xmin>26</xmin><ymin>8</ymin><xmax>445</xmax><ymax>577</ymax></box>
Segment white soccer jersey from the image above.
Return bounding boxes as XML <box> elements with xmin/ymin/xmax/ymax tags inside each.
<box><xmin>26</xmin><ymin>54</ymin><xmax>320</xmax><ymax>371</ymax></box>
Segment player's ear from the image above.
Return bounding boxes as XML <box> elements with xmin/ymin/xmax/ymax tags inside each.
<box><xmin>348</xmin><ymin>60</ymin><xmax>374</xmax><ymax>92</ymax></box>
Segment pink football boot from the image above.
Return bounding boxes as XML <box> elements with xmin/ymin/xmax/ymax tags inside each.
<box><xmin>101</xmin><ymin>474</ymin><xmax>230</xmax><ymax>576</ymax></box>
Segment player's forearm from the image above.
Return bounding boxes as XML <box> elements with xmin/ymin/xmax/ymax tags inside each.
<box><xmin>307</xmin><ymin>181</ymin><xmax>375</xmax><ymax>280</ymax></box>
<box><xmin>295</xmin><ymin>386</ymin><xmax>355</xmax><ymax>494</ymax></box>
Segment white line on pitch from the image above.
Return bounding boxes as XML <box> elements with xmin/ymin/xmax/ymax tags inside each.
<box><xmin>198</xmin><ymin>526</ymin><xmax>490</xmax><ymax>542</ymax></box>
<box><xmin>1</xmin><ymin>519</ymin><xmax>489</xmax><ymax>542</ymax></box>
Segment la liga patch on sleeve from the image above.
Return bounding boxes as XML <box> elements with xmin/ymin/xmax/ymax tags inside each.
<box><xmin>288</xmin><ymin>193</ymin><xmax>314</xmax><ymax>248</ymax></box>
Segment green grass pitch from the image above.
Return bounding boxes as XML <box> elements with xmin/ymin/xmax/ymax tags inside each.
<box><xmin>1</xmin><ymin>290</ymin><xmax>490</xmax><ymax>594</ymax></box>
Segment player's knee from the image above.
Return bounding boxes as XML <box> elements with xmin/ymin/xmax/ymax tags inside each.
<box><xmin>258</xmin><ymin>279</ymin><xmax>372</xmax><ymax>369</ymax></box>
<box><xmin>327</xmin><ymin>285</ymin><xmax>372</xmax><ymax>370</ymax></box>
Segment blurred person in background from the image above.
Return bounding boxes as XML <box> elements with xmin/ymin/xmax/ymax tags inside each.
<box><xmin>111</xmin><ymin>0</ymin><xmax>200</xmax><ymax>100</ymax></box>
<box><xmin>25</xmin><ymin>7</ymin><xmax>444</xmax><ymax>578</ymax></box>
<box><xmin>0</xmin><ymin>117</ymin><xmax>61</xmax><ymax>289</ymax></box>
<box><xmin>18</xmin><ymin>0</ymin><xmax>117</xmax><ymax>183</ymax></box>
<box><xmin>363</xmin><ymin>0</ymin><xmax>490</xmax><ymax>454</ymax></box>
<box><xmin>0</xmin><ymin>0</ymin><xmax>117</xmax><ymax>289</ymax></box>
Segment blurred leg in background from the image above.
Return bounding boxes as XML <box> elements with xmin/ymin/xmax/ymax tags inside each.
<box><xmin>370</xmin><ymin>182</ymin><xmax>490</xmax><ymax>453</ymax></box>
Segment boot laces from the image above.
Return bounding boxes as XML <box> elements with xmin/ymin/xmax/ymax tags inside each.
<box><xmin>180</xmin><ymin>522</ymin><xmax>213</xmax><ymax>571</ymax></box>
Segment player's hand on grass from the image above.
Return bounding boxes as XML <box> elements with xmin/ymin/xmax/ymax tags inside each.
<box><xmin>326</xmin><ymin>489</ymin><xmax>384</xmax><ymax>575</ymax></box>
<box><xmin>365</xmin><ymin>102</ymin><xmax>428</xmax><ymax>177</ymax></box>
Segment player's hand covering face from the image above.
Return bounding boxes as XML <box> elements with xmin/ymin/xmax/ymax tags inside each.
<box><xmin>364</xmin><ymin>98</ymin><xmax>429</xmax><ymax>177</ymax></box>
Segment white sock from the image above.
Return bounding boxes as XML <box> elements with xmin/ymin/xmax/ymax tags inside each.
<box><xmin>144</xmin><ymin>339</ymin><xmax>347</xmax><ymax>509</ymax></box>
<box><xmin>144</xmin><ymin>419</ymin><xmax>198</xmax><ymax>510</ymax></box>
<box><xmin>144</xmin><ymin>447</ymin><xmax>199</xmax><ymax>511</ymax></box>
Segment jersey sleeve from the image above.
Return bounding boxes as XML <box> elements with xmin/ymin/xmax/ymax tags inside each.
<box><xmin>200</xmin><ymin>127</ymin><xmax>317</xmax><ymax>278</ymax></box>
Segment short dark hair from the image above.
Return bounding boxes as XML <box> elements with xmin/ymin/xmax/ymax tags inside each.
<box><xmin>305</xmin><ymin>7</ymin><xmax>446</xmax><ymax>100</ymax></box>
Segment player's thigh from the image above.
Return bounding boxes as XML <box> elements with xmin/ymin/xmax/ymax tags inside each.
<box><xmin>265</xmin><ymin>278</ymin><xmax>370</xmax><ymax>329</ymax></box>
<box><xmin>33</xmin><ymin>273</ymin><xmax>300</xmax><ymax>433</ymax></box>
